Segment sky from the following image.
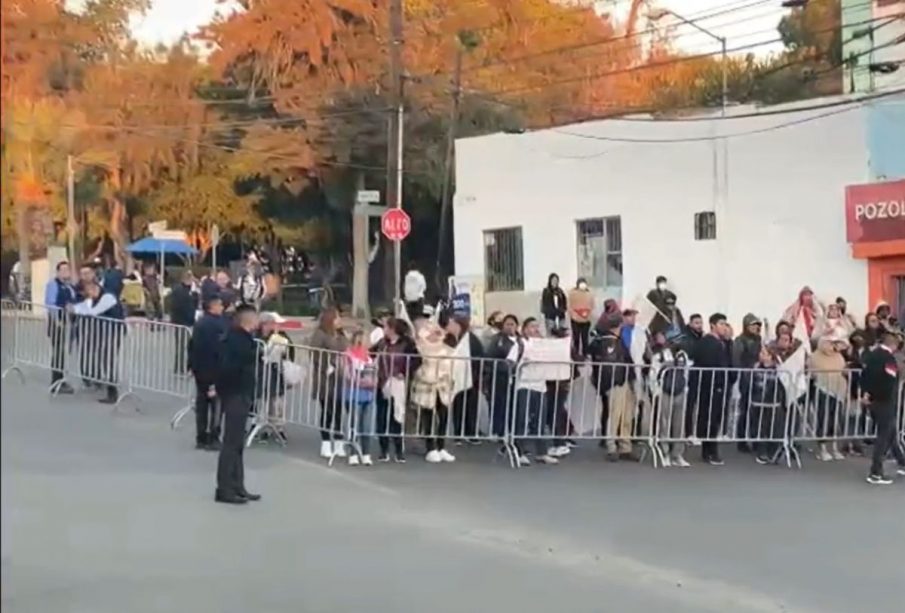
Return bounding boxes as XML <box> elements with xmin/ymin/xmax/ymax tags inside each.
<box><xmin>110</xmin><ymin>0</ymin><xmax>788</xmax><ymax>57</ymax></box>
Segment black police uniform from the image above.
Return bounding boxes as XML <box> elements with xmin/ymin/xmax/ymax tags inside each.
<box><xmin>215</xmin><ymin>324</ymin><xmax>258</xmax><ymax>502</ymax></box>
<box><xmin>189</xmin><ymin>311</ymin><xmax>227</xmax><ymax>448</ymax></box>
<box><xmin>861</xmin><ymin>345</ymin><xmax>905</xmax><ymax>478</ymax></box>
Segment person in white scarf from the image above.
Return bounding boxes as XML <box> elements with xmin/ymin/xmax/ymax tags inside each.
<box><xmin>411</xmin><ymin>321</ymin><xmax>456</xmax><ymax>463</ymax></box>
<box><xmin>445</xmin><ymin>314</ymin><xmax>487</xmax><ymax>442</ymax></box>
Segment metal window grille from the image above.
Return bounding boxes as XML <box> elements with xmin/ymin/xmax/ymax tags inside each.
<box><xmin>576</xmin><ymin>216</ymin><xmax>623</xmax><ymax>289</ymax></box>
<box><xmin>694</xmin><ymin>211</ymin><xmax>717</xmax><ymax>240</ymax></box>
<box><xmin>483</xmin><ymin>227</ymin><xmax>524</xmax><ymax>291</ymax></box>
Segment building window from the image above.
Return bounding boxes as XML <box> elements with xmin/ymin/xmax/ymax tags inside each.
<box><xmin>576</xmin><ymin>217</ymin><xmax>623</xmax><ymax>289</ymax></box>
<box><xmin>694</xmin><ymin>211</ymin><xmax>717</xmax><ymax>240</ymax></box>
<box><xmin>483</xmin><ymin>227</ymin><xmax>524</xmax><ymax>291</ymax></box>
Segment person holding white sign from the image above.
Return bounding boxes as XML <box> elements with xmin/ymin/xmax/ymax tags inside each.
<box><xmin>507</xmin><ymin>318</ymin><xmax>561</xmax><ymax>466</ymax></box>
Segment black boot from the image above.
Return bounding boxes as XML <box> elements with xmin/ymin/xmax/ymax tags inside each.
<box><xmin>215</xmin><ymin>490</ymin><xmax>247</xmax><ymax>504</ymax></box>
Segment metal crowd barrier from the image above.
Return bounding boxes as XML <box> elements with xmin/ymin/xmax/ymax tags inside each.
<box><xmin>245</xmin><ymin>337</ymin><xmax>517</xmax><ymax>464</ymax></box>
<box><xmin>248</xmin><ymin>341</ymin><xmax>905</xmax><ymax>470</ymax></box>
<box><xmin>1</xmin><ymin>301</ymin><xmax>194</xmax><ymax>414</ymax></box>
<box><xmin>3</xmin><ymin>302</ymin><xmax>904</xmax><ymax>472</ymax></box>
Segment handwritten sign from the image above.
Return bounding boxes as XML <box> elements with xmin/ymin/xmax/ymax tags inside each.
<box><xmin>517</xmin><ymin>337</ymin><xmax>573</xmax><ymax>382</ymax></box>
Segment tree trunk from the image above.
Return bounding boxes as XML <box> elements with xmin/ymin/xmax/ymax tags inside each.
<box><xmin>351</xmin><ymin>172</ymin><xmax>370</xmax><ymax>320</ymax></box>
<box><xmin>108</xmin><ymin>169</ymin><xmax>127</xmax><ymax>268</ymax></box>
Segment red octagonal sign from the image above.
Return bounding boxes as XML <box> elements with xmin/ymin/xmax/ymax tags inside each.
<box><xmin>381</xmin><ymin>208</ymin><xmax>411</xmax><ymax>242</ymax></box>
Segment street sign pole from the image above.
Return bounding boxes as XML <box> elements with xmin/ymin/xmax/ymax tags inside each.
<box><xmin>210</xmin><ymin>224</ymin><xmax>220</xmax><ymax>275</ymax></box>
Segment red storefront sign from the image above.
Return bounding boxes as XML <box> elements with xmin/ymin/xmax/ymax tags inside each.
<box><xmin>844</xmin><ymin>179</ymin><xmax>905</xmax><ymax>243</ymax></box>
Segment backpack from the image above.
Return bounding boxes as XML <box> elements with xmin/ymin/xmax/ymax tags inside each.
<box><xmin>121</xmin><ymin>281</ymin><xmax>145</xmax><ymax>310</ymax></box>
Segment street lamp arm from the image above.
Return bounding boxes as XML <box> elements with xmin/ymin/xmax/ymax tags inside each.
<box><xmin>649</xmin><ymin>8</ymin><xmax>723</xmax><ymax>44</ymax></box>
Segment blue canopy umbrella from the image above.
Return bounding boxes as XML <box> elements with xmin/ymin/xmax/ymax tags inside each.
<box><xmin>125</xmin><ymin>236</ymin><xmax>198</xmax><ymax>256</ymax></box>
<box><xmin>125</xmin><ymin>236</ymin><xmax>198</xmax><ymax>274</ymax></box>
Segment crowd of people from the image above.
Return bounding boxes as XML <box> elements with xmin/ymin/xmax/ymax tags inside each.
<box><xmin>284</xmin><ymin>273</ymin><xmax>905</xmax><ymax>486</ymax></box>
<box><xmin>35</xmin><ymin>259</ymin><xmax>905</xmax><ymax>501</ymax></box>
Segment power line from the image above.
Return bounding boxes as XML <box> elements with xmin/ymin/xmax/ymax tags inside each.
<box><xmin>409</xmin><ymin>0</ymin><xmax>880</xmax><ymax>84</ymax></box>
<box><xmin>464</xmin><ymin>13</ymin><xmax>900</xmax><ymax>100</ymax></box>
<box><xmin>552</xmin><ymin>87</ymin><xmax>904</xmax><ymax>144</ymax></box>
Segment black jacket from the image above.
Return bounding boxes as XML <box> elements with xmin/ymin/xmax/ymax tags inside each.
<box><xmin>189</xmin><ymin>313</ymin><xmax>227</xmax><ymax>379</ymax></box>
<box><xmin>217</xmin><ymin>326</ymin><xmax>258</xmax><ymax>399</ymax></box>
<box><xmin>540</xmin><ymin>287</ymin><xmax>567</xmax><ymax>320</ymax></box>
<box><xmin>690</xmin><ymin>334</ymin><xmax>733</xmax><ymax>404</ymax></box>
<box><xmin>731</xmin><ymin>333</ymin><xmax>763</xmax><ymax>369</ymax></box>
<box><xmin>861</xmin><ymin>346</ymin><xmax>898</xmax><ymax>404</ymax></box>
<box><xmin>589</xmin><ymin>331</ymin><xmax>633</xmax><ymax>392</ymax></box>
<box><xmin>169</xmin><ymin>282</ymin><xmax>197</xmax><ymax>327</ymax></box>
<box><xmin>464</xmin><ymin>331</ymin><xmax>487</xmax><ymax>387</ymax></box>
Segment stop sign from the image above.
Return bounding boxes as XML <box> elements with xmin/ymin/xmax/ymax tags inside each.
<box><xmin>381</xmin><ymin>208</ymin><xmax>411</xmax><ymax>241</ymax></box>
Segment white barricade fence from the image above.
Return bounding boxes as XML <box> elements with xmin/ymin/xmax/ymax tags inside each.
<box><xmin>793</xmin><ymin>368</ymin><xmax>873</xmax><ymax>459</ymax></box>
<box><xmin>1</xmin><ymin>299</ymin><xmax>23</xmax><ymax>380</ymax></box>
<box><xmin>3</xmin><ymin>301</ymin><xmax>904</xmax><ymax>473</ymax></box>
<box><xmin>0</xmin><ymin>302</ymin><xmax>67</xmax><ymax>387</ymax></box>
<box><xmin>246</xmin><ymin>340</ymin><xmax>517</xmax><ymax>465</ymax></box>
<box><xmin>1</xmin><ymin>301</ymin><xmax>193</xmax><ymax>413</ymax></box>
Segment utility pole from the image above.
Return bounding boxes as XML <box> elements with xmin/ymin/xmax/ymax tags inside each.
<box><xmin>434</xmin><ymin>46</ymin><xmax>463</xmax><ymax>295</ymax></box>
<box><xmin>387</xmin><ymin>0</ymin><xmax>405</xmax><ymax>307</ymax></box>
<box><xmin>66</xmin><ymin>155</ymin><xmax>76</xmax><ymax>263</ymax></box>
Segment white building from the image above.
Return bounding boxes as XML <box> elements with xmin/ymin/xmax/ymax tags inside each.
<box><xmin>453</xmin><ymin>94</ymin><xmax>905</xmax><ymax>329</ymax></box>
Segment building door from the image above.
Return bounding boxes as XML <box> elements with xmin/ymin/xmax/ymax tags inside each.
<box><xmin>868</xmin><ymin>256</ymin><xmax>905</xmax><ymax>313</ymax></box>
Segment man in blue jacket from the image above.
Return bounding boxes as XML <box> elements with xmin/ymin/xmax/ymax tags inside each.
<box><xmin>189</xmin><ymin>295</ymin><xmax>227</xmax><ymax>450</ymax></box>
<box><xmin>44</xmin><ymin>261</ymin><xmax>77</xmax><ymax>394</ymax></box>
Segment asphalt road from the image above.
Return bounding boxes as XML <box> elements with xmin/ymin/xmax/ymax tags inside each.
<box><xmin>2</xmin><ymin>372</ymin><xmax>904</xmax><ymax>613</ymax></box>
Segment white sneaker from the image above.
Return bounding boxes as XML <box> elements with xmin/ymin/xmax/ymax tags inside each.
<box><xmin>661</xmin><ymin>457</ymin><xmax>672</xmax><ymax>468</ymax></box>
<box><xmin>332</xmin><ymin>441</ymin><xmax>347</xmax><ymax>458</ymax></box>
<box><xmin>536</xmin><ymin>454</ymin><xmax>560</xmax><ymax>465</ymax></box>
<box><xmin>673</xmin><ymin>457</ymin><xmax>691</xmax><ymax>468</ymax></box>
<box><xmin>548</xmin><ymin>445</ymin><xmax>571</xmax><ymax>458</ymax></box>
<box><xmin>438</xmin><ymin>449</ymin><xmax>456</xmax><ymax>463</ymax></box>
<box><xmin>425</xmin><ymin>450</ymin><xmax>443</xmax><ymax>463</ymax></box>
<box><xmin>348</xmin><ymin>455</ymin><xmax>360</xmax><ymax>466</ymax></box>
<box><xmin>517</xmin><ymin>455</ymin><xmax>532</xmax><ymax>467</ymax></box>
<box><xmin>361</xmin><ymin>454</ymin><xmax>373</xmax><ymax>466</ymax></box>
<box><xmin>896</xmin><ymin>466</ymin><xmax>905</xmax><ymax>477</ymax></box>
<box><xmin>816</xmin><ymin>446</ymin><xmax>833</xmax><ymax>462</ymax></box>
<box><xmin>319</xmin><ymin>441</ymin><xmax>332</xmax><ymax>458</ymax></box>
<box><xmin>831</xmin><ymin>448</ymin><xmax>846</xmax><ymax>461</ymax></box>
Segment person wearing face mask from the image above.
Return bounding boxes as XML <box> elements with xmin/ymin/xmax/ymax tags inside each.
<box><xmin>568</xmin><ymin>278</ymin><xmax>595</xmax><ymax>357</ymax></box>
<box><xmin>646</xmin><ymin>275</ymin><xmax>676</xmax><ymax>316</ymax></box>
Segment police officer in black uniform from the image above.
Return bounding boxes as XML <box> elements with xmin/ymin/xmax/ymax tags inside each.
<box><xmin>215</xmin><ymin>304</ymin><xmax>261</xmax><ymax>504</ymax></box>
<box><xmin>189</xmin><ymin>295</ymin><xmax>227</xmax><ymax>450</ymax></box>
<box><xmin>861</xmin><ymin>329</ymin><xmax>905</xmax><ymax>485</ymax></box>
